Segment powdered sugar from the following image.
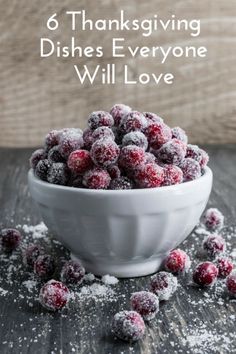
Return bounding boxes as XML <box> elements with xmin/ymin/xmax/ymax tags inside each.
<box><xmin>101</xmin><ymin>274</ymin><xmax>119</xmax><ymax>285</ymax></box>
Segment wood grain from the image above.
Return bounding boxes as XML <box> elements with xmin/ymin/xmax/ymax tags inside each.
<box><xmin>0</xmin><ymin>0</ymin><xmax>236</xmax><ymax>147</ymax></box>
<box><xmin>0</xmin><ymin>146</ymin><xmax>235</xmax><ymax>353</ymax></box>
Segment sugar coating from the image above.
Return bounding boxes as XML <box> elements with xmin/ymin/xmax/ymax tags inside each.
<box><xmin>109</xmin><ymin>177</ymin><xmax>133</xmax><ymax>190</ymax></box>
<box><xmin>39</xmin><ymin>279</ymin><xmax>70</xmax><ymax>311</ymax></box>
<box><xmin>112</xmin><ymin>310</ymin><xmax>145</xmax><ymax>341</ymax></box>
<box><xmin>30</xmin><ymin>149</ymin><xmax>46</xmax><ymax>170</ymax></box>
<box><xmin>226</xmin><ymin>270</ymin><xmax>236</xmax><ymax>296</ymax></box>
<box><xmin>143</xmin><ymin>112</ymin><xmax>163</xmax><ymax>124</ymax></box>
<box><xmin>144</xmin><ymin>152</ymin><xmax>156</xmax><ymax>164</ymax></box>
<box><xmin>179</xmin><ymin>158</ymin><xmax>201</xmax><ymax>182</ymax></box>
<box><xmin>202</xmin><ymin>208</ymin><xmax>224</xmax><ymax>231</ymax></box>
<box><xmin>58</xmin><ymin>130</ymin><xmax>84</xmax><ymax>159</ymax></box>
<box><xmin>101</xmin><ymin>274</ymin><xmax>119</xmax><ymax>285</ymax></box>
<box><xmin>90</xmin><ymin>138</ymin><xmax>120</xmax><ymax>168</ymax></box>
<box><xmin>88</xmin><ymin>111</ymin><xmax>114</xmax><ymax>130</ymax></box>
<box><xmin>164</xmin><ymin>249</ymin><xmax>191</xmax><ymax>274</ymax></box>
<box><xmin>107</xmin><ymin>164</ymin><xmax>121</xmax><ymax>179</ymax></box>
<box><xmin>119</xmin><ymin>111</ymin><xmax>147</xmax><ymax>133</ymax></box>
<box><xmin>119</xmin><ymin>145</ymin><xmax>146</xmax><ymax>170</ymax></box>
<box><xmin>83</xmin><ymin>167</ymin><xmax>111</xmax><ymax>189</ymax></box>
<box><xmin>67</xmin><ymin>149</ymin><xmax>93</xmax><ymax>174</ymax></box>
<box><xmin>171</xmin><ymin>127</ymin><xmax>188</xmax><ymax>144</ymax></box>
<box><xmin>92</xmin><ymin>126</ymin><xmax>115</xmax><ymax>142</ymax></box>
<box><xmin>157</xmin><ymin>139</ymin><xmax>187</xmax><ymax>165</ymax></box>
<box><xmin>35</xmin><ymin>159</ymin><xmax>51</xmax><ymax>181</ymax></box>
<box><xmin>61</xmin><ymin>260</ymin><xmax>85</xmax><ymax>285</ymax></box>
<box><xmin>34</xmin><ymin>254</ymin><xmax>55</xmax><ymax>279</ymax></box>
<box><xmin>202</xmin><ymin>234</ymin><xmax>226</xmax><ymax>258</ymax></box>
<box><xmin>130</xmin><ymin>291</ymin><xmax>159</xmax><ymax>321</ymax></box>
<box><xmin>22</xmin><ymin>244</ymin><xmax>43</xmax><ymax>268</ymax></box>
<box><xmin>145</xmin><ymin>122</ymin><xmax>172</xmax><ymax>150</ymax></box>
<box><xmin>216</xmin><ymin>256</ymin><xmax>233</xmax><ymax>278</ymax></box>
<box><xmin>122</xmin><ymin>131</ymin><xmax>148</xmax><ymax>150</ymax></box>
<box><xmin>48</xmin><ymin>146</ymin><xmax>65</xmax><ymax>163</ymax></box>
<box><xmin>44</xmin><ymin>130</ymin><xmax>61</xmax><ymax>151</ymax></box>
<box><xmin>162</xmin><ymin>165</ymin><xmax>183</xmax><ymax>186</ymax></box>
<box><xmin>110</xmin><ymin>103</ymin><xmax>132</xmax><ymax>126</ymax></box>
<box><xmin>150</xmin><ymin>271</ymin><xmax>178</xmax><ymax>300</ymax></box>
<box><xmin>47</xmin><ymin>162</ymin><xmax>70</xmax><ymax>185</ymax></box>
<box><xmin>193</xmin><ymin>262</ymin><xmax>218</xmax><ymax>287</ymax></box>
<box><xmin>135</xmin><ymin>163</ymin><xmax>164</xmax><ymax>188</ymax></box>
<box><xmin>0</xmin><ymin>228</ymin><xmax>22</xmax><ymax>252</ymax></box>
<box><xmin>83</xmin><ymin>128</ymin><xmax>94</xmax><ymax>150</ymax></box>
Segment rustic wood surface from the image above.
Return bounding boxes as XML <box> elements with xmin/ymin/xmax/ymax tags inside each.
<box><xmin>0</xmin><ymin>0</ymin><xmax>236</xmax><ymax>147</ymax></box>
<box><xmin>0</xmin><ymin>146</ymin><xmax>235</xmax><ymax>354</ymax></box>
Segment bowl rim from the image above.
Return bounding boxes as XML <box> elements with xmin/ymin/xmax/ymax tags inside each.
<box><xmin>28</xmin><ymin>166</ymin><xmax>212</xmax><ymax>195</ymax></box>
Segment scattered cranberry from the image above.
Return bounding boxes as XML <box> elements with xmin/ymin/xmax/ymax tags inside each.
<box><xmin>143</xmin><ymin>112</ymin><xmax>163</xmax><ymax>124</ymax></box>
<box><xmin>164</xmin><ymin>249</ymin><xmax>191</xmax><ymax>274</ymax></box>
<box><xmin>119</xmin><ymin>111</ymin><xmax>147</xmax><ymax>133</ymax></box>
<box><xmin>110</xmin><ymin>103</ymin><xmax>132</xmax><ymax>126</ymax></box>
<box><xmin>90</xmin><ymin>139</ymin><xmax>120</xmax><ymax>168</ymax></box>
<box><xmin>88</xmin><ymin>111</ymin><xmax>114</xmax><ymax>130</ymax></box>
<box><xmin>179</xmin><ymin>158</ymin><xmax>201</xmax><ymax>182</ymax></box>
<box><xmin>34</xmin><ymin>255</ymin><xmax>55</xmax><ymax>279</ymax></box>
<box><xmin>216</xmin><ymin>257</ymin><xmax>233</xmax><ymax>278</ymax></box>
<box><xmin>35</xmin><ymin>159</ymin><xmax>51</xmax><ymax>181</ymax></box>
<box><xmin>145</xmin><ymin>122</ymin><xmax>172</xmax><ymax>150</ymax></box>
<box><xmin>193</xmin><ymin>261</ymin><xmax>218</xmax><ymax>286</ymax></box>
<box><xmin>157</xmin><ymin>139</ymin><xmax>187</xmax><ymax>165</ymax></box>
<box><xmin>202</xmin><ymin>234</ymin><xmax>226</xmax><ymax>258</ymax></box>
<box><xmin>44</xmin><ymin>130</ymin><xmax>61</xmax><ymax>151</ymax></box>
<box><xmin>162</xmin><ymin>165</ymin><xmax>183</xmax><ymax>186</ymax></box>
<box><xmin>83</xmin><ymin>128</ymin><xmax>94</xmax><ymax>150</ymax></box>
<box><xmin>226</xmin><ymin>271</ymin><xmax>236</xmax><ymax>297</ymax></box>
<box><xmin>0</xmin><ymin>229</ymin><xmax>22</xmax><ymax>252</ymax></box>
<box><xmin>47</xmin><ymin>163</ymin><xmax>70</xmax><ymax>185</ymax></box>
<box><xmin>122</xmin><ymin>131</ymin><xmax>148</xmax><ymax>151</ymax></box>
<box><xmin>119</xmin><ymin>146</ymin><xmax>146</xmax><ymax>170</ymax></box>
<box><xmin>23</xmin><ymin>244</ymin><xmax>43</xmax><ymax>268</ymax></box>
<box><xmin>202</xmin><ymin>208</ymin><xmax>224</xmax><ymax>231</ymax></box>
<box><xmin>171</xmin><ymin>127</ymin><xmax>188</xmax><ymax>144</ymax></box>
<box><xmin>150</xmin><ymin>271</ymin><xmax>178</xmax><ymax>300</ymax></box>
<box><xmin>39</xmin><ymin>279</ymin><xmax>70</xmax><ymax>311</ymax></box>
<box><xmin>135</xmin><ymin>163</ymin><xmax>164</xmax><ymax>188</ymax></box>
<box><xmin>30</xmin><ymin>149</ymin><xmax>46</xmax><ymax>170</ymax></box>
<box><xmin>67</xmin><ymin>150</ymin><xmax>93</xmax><ymax>175</ymax></box>
<box><xmin>110</xmin><ymin>177</ymin><xmax>133</xmax><ymax>190</ymax></box>
<box><xmin>58</xmin><ymin>130</ymin><xmax>84</xmax><ymax>159</ymax></box>
<box><xmin>61</xmin><ymin>260</ymin><xmax>85</xmax><ymax>284</ymax></box>
<box><xmin>107</xmin><ymin>165</ymin><xmax>121</xmax><ymax>179</ymax></box>
<box><xmin>83</xmin><ymin>167</ymin><xmax>111</xmax><ymax>189</ymax></box>
<box><xmin>112</xmin><ymin>310</ymin><xmax>145</xmax><ymax>342</ymax></box>
<box><xmin>48</xmin><ymin>146</ymin><xmax>65</xmax><ymax>163</ymax></box>
<box><xmin>92</xmin><ymin>126</ymin><xmax>115</xmax><ymax>142</ymax></box>
<box><xmin>130</xmin><ymin>291</ymin><xmax>159</xmax><ymax>321</ymax></box>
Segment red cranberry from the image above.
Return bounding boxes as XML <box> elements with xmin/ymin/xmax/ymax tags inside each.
<box><xmin>68</xmin><ymin>150</ymin><xmax>93</xmax><ymax>174</ymax></box>
<box><xmin>112</xmin><ymin>310</ymin><xmax>145</xmax><ymax>341</ymax></box>
<box><xmin>202</xmin><ymin>208</ymin><xmax>224</xmax><ymax>231</ymax></box>
<box><xmin>88</xmin><ymin>111</ymin><xmax>114</xmax><ymax>130</ymax></box>
<box><xmin>0</xmin><ymin>229</ymin><xmax>22</xmax><ymax>252</ymax></box>
<box><xmin>171</xmin><ymin>127</ymin><xmax>188</xmax><ymax>144</ymax></box>
<box><xmin>164</xmin><ymin>249</ymin><xmax>191</xmax><ymax>274</ymax></box>
<box><xmin>193</xmin><ymin>261</ymin><xmax>218</xmax><ymax>286</ymax></box>
<box><xmin>130</xmin><ymin>291</ymin><xmax>159</xmax><ymax>321</ymax></box>
<box><xmin>110</xmin><ymin>177</ymin><xmax>133</xmax><ymax>190</ymax></box>
<box><xmin>83</xmin><ymin>167</ymin><xmax>111</xmax><ymax>189</ymax></box>
<box><xmin>91</xmin><ymin>139</ymin><xmax>120</xmax><ymax>167</ymax></box>
<box><xmin>35</xmin><ymin>159</ymin><xmax>51</xmax><ymax>181</ymax></box>
<box><xmin>179</xmin><ymin>158</ymin><xmax>201</xmax><ymax>181</ymax></box>
<box><xmin>34</xmin><ymin>255</ymin><xmax>55</xmax><ymax>279</ymax></box>
<box><xmin>30</xmin><ymin>149</ymin><xmax>46</xmax><ymax>170</ymax></box>
<box><xmin>226</xmin><ymin>271</ymin><xmax>236</xmax><ymax>297</ymax></box>
<box><xmin>119</xmin><ymin>111</ymin><xmax>147</xmax><ymax>133</ymax></box>
<box><xmin>186</xmin><ymin>144</ymin><xmax>202</xmax><ymax>163</ymax></box>
<box><xmin>216</xmin><ymin>257</ymin><xmax>233</xmax><ymax>278</ymax></box>
<box><xmin>157</xmin><ymin>139</ymin><xmax>187</xmax><ymax>165</ymax></box>
<box><xmin>162</xmin><ymin>165</ymin><xmax>183</xmax><ymax>186</ymax></box>
<box><xmin>202</xmin><ymin>234</ymin><xmax>226</xmax><ymax>258</ymax></box>
<box><xmin>119</xmin><ymin>146</ymin><xmax>146</xmax><ymax>170</ymax></box>
<box><xmin>135</xmin><ymin>163</ymin><xmax>164</xmax><ymax>188</ymax></box>
<box><xmin>145</xmin><ymin>122</ymin><xmax>172</xmax><ymax>150</ymax></box>
<box><xmin>23</xmin><ymin>244</ymin><xmax>43</xmax><ymax>268</ymax></box>
<box><xmin>39</xmin><ymin>280</ymin><xmax>70</xmax><ymax>311</ymax></box>
<box><xmin>61</xmin><ymin>260</ymin><xmax>85</xmax><ymax>285</ymax></box>
<box><xmin>48</xmin><ymin>146</ymin><xmax>65</xmax><ymax>163</ymax></box>
<box><xmin>199</xmin><ymin>149</ymin><xmax>209</xmax><ymax>168</ymax></box>
<box><xmin>45</xmin><ymin>130</ymin><xmax>61</xmax><ymax>151</ymax></box>
<box><xmin>92</xmin><ymin>126</ymin><xmax>115</xmax><ymax>142</ymax></box>
<box><xmin>144</xmin><ymin>152</ymin><xmax>156</xmax><ymax>164</ymax></box>
<box><xmin>107</xmin><ymin>165</ymin><xmax>121</xmax><ymax>179</ymax></box>
<box><xmin>150</xmin><ymin>271</ymin><xmax>178</xmax><ymax>300</ymax></box>
<box><xmin>83</xmin><ymin>128</ymin><xmax>94</xmax><ymax>150</ymax></box>
<box><xmin>59</xmin><ymin>130</ymin><xmax>84</xmax><ymax>159</ymax></box>
<box><xmin>122</xmin><ymin>131</ymin><xmax>148</xmax><ymax>151</ymax></box>
<box><xmin>110</xmin><ymin>103</ymin><xmax>132</xmax><ymax>126</ymax></box>
<box><xmin>47</xmin><ymin>163</ymin><xmax>70</xmax><ymax>185</ymax></box>
<box><xmin>143</xmin><ymin>112</ymin><xmax>163</xmax><ymax>124</ymax></box>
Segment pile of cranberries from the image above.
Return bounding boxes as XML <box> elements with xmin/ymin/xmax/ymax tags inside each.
<box><xmin>30</xmin><ymin>104</ymin><xmax>209</xmax><ymax>190</ymax></box>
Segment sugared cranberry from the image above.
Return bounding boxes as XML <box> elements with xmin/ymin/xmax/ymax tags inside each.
<box><xmin>112</xmin><ymin>310</ymin><xmax>145</xmax><ymax>342</ymax></box>
<box><xmin>83</xmin><ymin>128</ymin><xmax>94</xmax><ymax>150</ymax></box>
<box><xmin>164</xmin><ymin>249</ymin><xmax>191</xmax><ymax>274</ymax></box>
<box><xmin>110</xmin><ymin>177</ymin><xmax>133</xmax><ymax>190</ymax></box>
<box><xmin>83</xmin><ymin>167</ymin><xmax>111</xmax><ymax>189</ymax></box>
<box><xmin>34</xmin><ymin>255</ymin><xmax>55</xmax><ymax>279</ymax></box>
<box><xmin>122</xmin><ymin>131</ymin><xmax>148</xmax><ymax>151</ymax></box>
<box><xmin>58</xmin><ymin>130</ymin><xmax>84</xmax><ymax>159</ymax></box>
<box><xmin>226</xmin><ymin>271</ymin><xmax>236</xmax><ymax>297</ymax></box>
<box><xmin>143</xmin><ymin>112</ymin><xmax>163</xmax><ymax>124</ymax></box>
<box><xmin>119</xmin><ymin>146</ymin><xmax>146</xmax><ymax>170</ymax></box>
<box><xmin>35</xmin><ymin>159</ymin><xmax>51</xmax><ymax>181</ymax></box>
<box><xmin>88</xmin><ymin>111</ymin><xmax>114</xmax><ymax>130</ymax></box>
<box><xmin>186</xmin><ymin>144</ymin><xmax>202</xmax><ymax>162</ymax></box>
<box><xmin>39</xmin><ymin>280</ymin><xmax>70</xmax><ymax>311</ymax></box>
<box><xmin>68</xmin><ymin>150</ymin><xmax>93</xmax><ymax>174</ymax></box>
<box><xmin>202</xmin><ymin>234</ymin><xmax>226</xmax><ymax>258</ymax></box>
<box><xmin>47</xmin><ymin>163</ymin><xmax>70</xmax><ymax>185</ymax></box>
<box><xmin>119</xmin><ymin>111</ymin><xmax>147</xmax><ymax>133</ymax></box>
<box><xmin>110</xmin><ymin>103</ymin><xmax>132</xmax><ymax>126</ymax></box>
<box><xmin>162</xmin><ymin>165</ymin><xmax>183</xmax><ymax>186</ymax></box>
<box><xmin>202</xmin><ymin>208</ymin><xmax>224</xmax><ymax>231</ymax></box>
<box><xmin>92</xmin><ymin>126</ymin><xmax>115</xmax><ymax>142</ymax></box>
<box><xmin>61</xmin><ymin>260</ymin><xmax>85</xmax><ymax>285</ymax></box>
<box><xmin>144</xmin><ymin>152</ymin><xmax>156</xmax><ymax>164</ymax></box>
<box><xmin>179</xmin><ymin>158</ymin><xmax>201</xmax><ymax>181</ymax></box>
<box><xmin>48</xmin><ymin>146</ymin><xmax>65</xmax><ymax>163</ymax></box>
<box><xmin>90</xmin><ymin>139</ymin><xmax>120</xmax><ymax>167</ymax></box>
<box><xmin>193</xmin><ymin>261</ymin><xmax>218</xmax><ymax>286</ymax></box>
<box><xmin>44</xmin><ymin>130</ymin><xmax>61</xmax><ymax>151</ymax></box>
<box><xmin>30</xmin><ymin>149</ymin><xmax>46</xmax><ymax>170</ymax></box>
<box><xmin>145</xmin><ymin>122</ymin><xmax>172</xmax><ymax>150</ymax></box>
<box><xmin>150</xmin><ymin>271</ymin><xmax>178</xmax><ymax>300</ymax></box>
<box><xmin>171</xmin><ymin>127</ymin><xmax>188</xmax><ymax>144</ymax></box>
<box><xmin>69</xmin><ymin>175</ymin><xmax>83</xmax><ymax>188</ymax></box>
<box><xmin>199</xmin><ymin>148</ymin><xmax>209</xmax><ymax>168</ymax></box>
<box><xmin>130</xmin><ymin>291</ymin><xmax>159</xmax><ymax>321</ymax></box>
<box><xmin>107</xmin><ymin>165</ymin><xmax>121</xmax><ymax>179</ymax></box>
<box><xmin>23</xmin><ymin>244</ymin><xmax>43</xmax><ymax>268</ymax></box>
<box><xmin>156</xmin><ymin>139</ymin><xmax>187</xmax><ymax>165</ymax></box>
<box><xmin>135</xmin><ymin>163</ymin><xmax>164</xmax><ymax>188</ymax></box>
<box><xmin>216</xmin><ymin>257</ymin><xmax>233</xmax><ymax>278</ymax></box>
<box><xmin>0</xmin><ymin>229</ymin><xmax>22</xmax><ymax>252</ymax></box>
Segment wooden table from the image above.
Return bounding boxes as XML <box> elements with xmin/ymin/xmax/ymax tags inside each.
<box><xmin>0</xmin><ymin>146</ymin><xmax>235</xmax><ymax>354</ymax></box>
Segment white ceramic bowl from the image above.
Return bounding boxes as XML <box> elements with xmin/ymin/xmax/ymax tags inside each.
<box><xmin>28</xmin><ymin>167</ymin><xmax>212</xmax><ymax>277</ymax></box>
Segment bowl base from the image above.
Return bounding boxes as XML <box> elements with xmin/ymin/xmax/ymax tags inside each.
<box><xmin>71</xmin><ymin>254</ymin><xmax>165</xmax><ymax>278</ymax></box>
